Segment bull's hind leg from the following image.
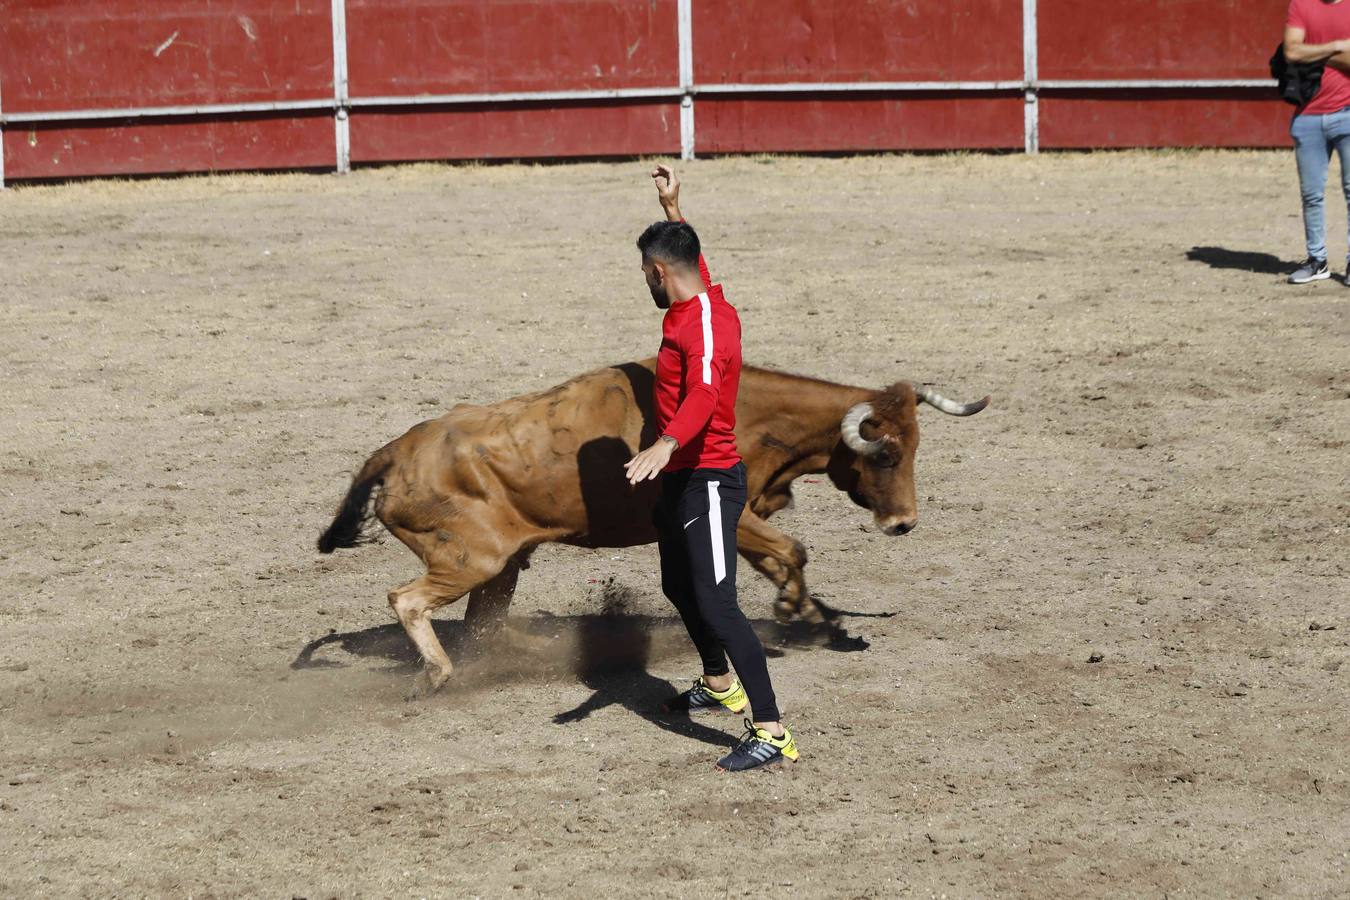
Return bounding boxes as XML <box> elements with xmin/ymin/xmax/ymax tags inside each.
<box><xmin>464</xmin><ymin>557</ymin><xmax>563</xmax><ymax>657</ymax></box>
<box><xmin>463</xmin><ymin>560</ymin><xmax>520</xmax><ymax>640</ymax></box>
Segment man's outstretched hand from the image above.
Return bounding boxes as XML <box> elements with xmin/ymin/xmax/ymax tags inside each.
<box><xmin>651</xmin><ymin>163</ymin><xmax>682</xmax><ymax>222</ymax></box>
<box><xmin>624</xmin><ymin>438</ymin><xmax>676</xmax><ymax>485</ymax></box>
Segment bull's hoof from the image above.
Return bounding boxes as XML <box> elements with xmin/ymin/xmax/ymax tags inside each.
<box><xmin>775</xmin><ymin>596</ymin><xmax>829</xmax><ymax>626</ymax></box>
<box><xmin>796</xmin><ymin>600</ymin><xmax>828</xmax><ymax>626</ymax></box>
<box><xmin>406</xmin><ymin>665</ymin><xmax>451</xmax><ymax>700</ymax></box>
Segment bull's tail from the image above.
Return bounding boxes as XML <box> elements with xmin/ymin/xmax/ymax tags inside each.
<box><xmin>316</xmin><ymin>446</ymin><xmax>394</xmax><ymax>553</ymax></box>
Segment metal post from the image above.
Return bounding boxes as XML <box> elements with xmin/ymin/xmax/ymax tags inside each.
<box><xmin>678</xmin><ymin>0</ymin><xmax>694</xmax><ymax>160</ymax></box>
<box><xmin>335</xmin><ymin>109</ymin><xmax>350</xmax><ymax>172</ymax></box>
<box><xmin>331</xmin><ymin>0</ymin><xmax>351</xmax><ymax>173</ymax></box>
<box><xmin>680</xmin><ymin>96</ymin><xmax>694</xmax><ymax>161</ymax></box>
<box><xmin>1023</xmin><ymin>0</ymin><xmax>1039</xmax><ymax>154</ymax></box>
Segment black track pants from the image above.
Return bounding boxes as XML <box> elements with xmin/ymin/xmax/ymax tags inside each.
<box><xmin>655</xmin><ymin>462</ymin><xmax>780</xmax><ymax>723</ymax></box>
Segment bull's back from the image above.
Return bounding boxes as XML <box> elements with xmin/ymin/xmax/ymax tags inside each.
<box><xmin>496</xmin><ymin>363</ymin><xmax>660</xmax><ymax>545</ymax></box>
<box><xmin>380</xmin><ymin>362</ymin><xmax>662</xmax><ymax>547</ymax></box>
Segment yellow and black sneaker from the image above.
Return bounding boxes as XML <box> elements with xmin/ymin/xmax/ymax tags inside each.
<box><xmin>715</xmin><ymin>719</ymin><xmax>800</xmax><ymax>772</ymax></box>
<box><xmin>660</xmin><ymin>676</ymin><xmax>748</xmax><ymax>715</ymax></box>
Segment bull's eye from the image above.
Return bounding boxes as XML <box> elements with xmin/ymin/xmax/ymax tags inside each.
<box><xmin>874</xmin><ymin>451</ymin><xmax>900</xmax><ymax>470</ymax></box>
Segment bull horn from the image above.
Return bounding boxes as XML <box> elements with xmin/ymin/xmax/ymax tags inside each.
<box><xmin>913</xmin><ymin>385</ymin><xmax>990</xmax><ymax>417</ymax></box>
<box><xmin>840</xmin><ymin>402</ymin><xmax>885</xmax><ymax>456</ymax></box>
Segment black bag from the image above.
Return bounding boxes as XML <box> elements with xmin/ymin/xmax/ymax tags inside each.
<box><xmin>1271</xmin><ymin>43</ymin><xmax>1325</xmax><ymax>106</ymax></box>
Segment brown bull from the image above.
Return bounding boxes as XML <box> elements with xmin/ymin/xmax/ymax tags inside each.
<box><xmin>317</xmin><ymin>360</ymin><xmax>987</xmax><ymax>696</ymax></box>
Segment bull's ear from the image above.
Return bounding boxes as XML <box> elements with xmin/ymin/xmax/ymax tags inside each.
<box><xmin>825</xmin><ymin>441</ymin><xmax>861</xmax><ymax>491</ymax></box>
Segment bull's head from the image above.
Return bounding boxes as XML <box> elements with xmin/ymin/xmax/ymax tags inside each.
<box><xmin>828</xmin><ymin>383</ymin><xmax>989</xmax><ymax>536</ymax></box>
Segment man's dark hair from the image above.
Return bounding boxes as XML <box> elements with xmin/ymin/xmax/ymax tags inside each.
<box><xmin>637</xmin><ymin>220</ymin><xmax>700</xmax><ymax>267</ymax></box>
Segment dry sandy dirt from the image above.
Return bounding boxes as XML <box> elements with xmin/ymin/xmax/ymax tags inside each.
<box><xmin>1</xmin><ymin>152</ymin><xmax>1347</xmax><ymax>898</ymax></box>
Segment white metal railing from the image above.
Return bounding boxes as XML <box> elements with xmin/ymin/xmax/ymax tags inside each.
<box><xmin>678</xmin><ymin>0</ymin><xmax>695</xmax><ymax>159</ymax></box>
<box><xmin>1023</xmin><ymin>0</ymin><xmax>1039</xmax><ymax>153</ymax></box>
<box><xmin>331</xmin><ymin>0</ymin><xmax>350</xmax><ymax>174</ymax></box>
<box><xmin>0</xmin><ymin>0</ymin><xmax>1280</xmax><ymax>188</ymax></box>
<box><xmin>691</xmin><ymin>81</ymin><xmax>1028</xmax><ymax>93</ymax></box>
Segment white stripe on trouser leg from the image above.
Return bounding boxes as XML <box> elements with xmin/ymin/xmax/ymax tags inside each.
<box><xmin>707</xmin><ymin>481</ymin><xmax>726</xmax><ymax>583</ymax></box>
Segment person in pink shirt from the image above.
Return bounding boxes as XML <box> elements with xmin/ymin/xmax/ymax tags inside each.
<box><xmin>1285</xmin><ymin>0</ymin><xmax>1350</xmax><ymax>283</ymax></box>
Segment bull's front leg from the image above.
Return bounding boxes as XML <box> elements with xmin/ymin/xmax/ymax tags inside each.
<box><xmin>735</xmin><ymin>510</ymin><xmax>827</xmax><ymax>625</ymax></box>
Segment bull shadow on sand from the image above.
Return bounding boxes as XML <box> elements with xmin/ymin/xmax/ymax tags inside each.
<box><xmin>570</xmin><ymin>363</ymin><xmax>661</xmax><ymax>549</ymax></box>
<box><xmin>291</xmin><ymin>606</ymin><xmax>873</xmax><ymax>746</ymax></box>
<box><xmin>1185</xmin><ymin>246</ymin><xmax>1294</xmax><ymax>276</ymax></box>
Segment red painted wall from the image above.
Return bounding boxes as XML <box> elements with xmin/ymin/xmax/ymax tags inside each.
<box><xmin>0</xmin><ymin>1</ymin><xmax>333</xmax><ymax>112</ymax></box>
<box><xmin>691</xmin><ymin>0</ymin><xmax>1027</xmax><ymax>152</ymax></box>
<box><xmin>351</xmin><ymin>102</ymin><xmax>681</xmax><ymax>163</ymax></box>
<box><xmin>1039</xmin><ymin>92</ymin><xmax>1291</xmax><ymax>149</ymax></box>
<box><xmin>0</xmin><ymin>0</ymin><xmax>333</xmax><ymax>178</ymax></box>
<box><xmin>344</xmin><ymin>0</ymin><xmax>679</xmax><ymax>162</ymax></box>
<box><xmin>0</xmin><ymin>0</ymin><xmax>1294</xmax><ymax>180</ymax></box>
<box><xmin>3</xmin><ymin>115</ymin><xmax>334</xmax><ymax>181</ymax></box>
<box><xmin>1035</xmin><ymin>0</ymin><xmax>1290</xmax><ymax>148</ymax></box>
<box><xmin>692</xmin><ymin>0</ymin><xmax>1024</xmax><ymax>84</ymax></box>
<box><xmin>697</xmin><ymin>95</ymin><xmax>1024</xmax><ymax>154</ymax></box>
<box><xmin>1038</xmin><ymin>0</ymin><xmax>1278</xmax><ymax>81</ymax></box>
<box><xmin>346</xmin><ymin>0</ymin><xmax>678</xmax><ymax>95</ymax></box>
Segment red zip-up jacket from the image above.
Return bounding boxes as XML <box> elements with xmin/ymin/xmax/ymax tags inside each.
<box><xmin>654</xmin><ymin>252</ymin><xmax>743</xmax><ymax>472</ymax></box>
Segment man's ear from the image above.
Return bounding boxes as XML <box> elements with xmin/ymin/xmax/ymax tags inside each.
<box><xmin>651</xmin><ymin>260</ymin><xmax>668</xmax><ymax>283</ymax></box>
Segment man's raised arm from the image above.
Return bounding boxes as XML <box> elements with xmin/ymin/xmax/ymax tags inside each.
<box><xmin>651</xmin><ymin>164</ymin><xmax>713</xmax><ymax>289</ymax></box>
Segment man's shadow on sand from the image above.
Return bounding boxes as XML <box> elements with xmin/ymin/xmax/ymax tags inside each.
<box><xmin>291</xmin><ymin>606</ymin><xmax>880</xmax><ymax>748</ymax></box>
<box><xmin>1185</xmin><ymin>246</ymin><xmax>1295</xmax><ymax>276</ymax></box>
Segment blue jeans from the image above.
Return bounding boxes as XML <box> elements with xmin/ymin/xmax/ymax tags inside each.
<box><xmin>1291</xmin><ymin>108</ymin><xmax>1350</xmax><ymax>261</ymax></box>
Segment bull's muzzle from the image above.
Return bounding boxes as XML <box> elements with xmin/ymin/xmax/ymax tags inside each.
<box><xmin>878</xmin><ymin>516</ymin><xmax>917</xmax><ymax>536</ymax></box>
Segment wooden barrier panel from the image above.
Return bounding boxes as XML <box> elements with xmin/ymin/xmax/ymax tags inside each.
<box><xmin>351</xmin><ymin>102</ymin><xmax>681</xmax><ymax>162</ymax></box>
<box><xmin>0</xmin><ymin>0</ymin><xmax>1300</xmax><ymax>180</ymax></box>
<box><xmin>0</xmin><ymin>1</ymin><xmax>334</xmax><ymax>178</ymax></box>
<box><xmin>343</xmin><ymin>0</ymin><xmax>679</xmax><ymax>162</ymax></box>
<box><xmin>1031</xmin><ymin>0</ymin><xmax>1288</xmax><ymax>147</ymax></box>
<box><xmin>1037</xmin><ymin>0</ymin><xmax>1286</xmax><ymax>80</ymax></box>
<box><xmin>692</xmin><ymin>0</ymin><xmax>1023</xmax><ymax>83</ymax></box>
<box><xmin>2</xmin><ymin>115</ymin><xmax>335</xmax><ymax>181</ymax></box>
<box><xmin>345</xmin><ymin>0</ymin><xmax>679</xmax><ymax>95</ymax></box>
<box><xmin>0</xmin><ymin>1</ymin><xmax>333</xmax><ymax>112</ymax></box>
<box><xmin>689</xmin><ymin>1</ymin><xmax>1024</xmax><ymax>152</ymax></box>
<box><xmin>696</xmin><ymin>95</ymin><xmax>1024</xmax><ymax>153</ymax></box>
<box><xmin>1038</xmin><ymin>91</ymin><xmax>1290</xmax><ymax>149</ymax></box>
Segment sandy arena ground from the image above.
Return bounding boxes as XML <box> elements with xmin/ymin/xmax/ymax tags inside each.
<box><xmin>1</xmin><ymin>151</ymin><xmax>1347</xmax><ymax>898</ymax></box>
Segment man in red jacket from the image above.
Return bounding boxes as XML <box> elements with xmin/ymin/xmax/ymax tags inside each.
<box><xmin>624</xmin><ymin>164</ymin><xmax>799</xmax><ymax>772</ymax></box>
